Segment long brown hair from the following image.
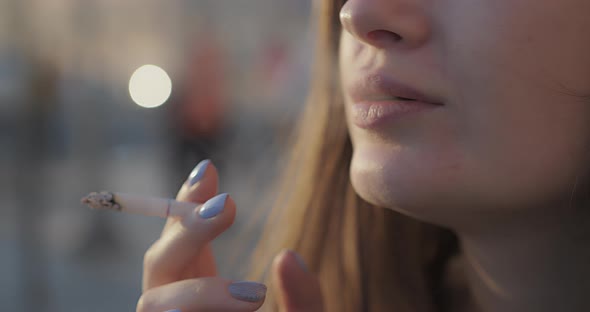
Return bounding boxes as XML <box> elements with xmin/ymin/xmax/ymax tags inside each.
<box><xmin>247</xmin><ymin>0</ymin><xmax>460</xmax><ymax>311</ymax></box>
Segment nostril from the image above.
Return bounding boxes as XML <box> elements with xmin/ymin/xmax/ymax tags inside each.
<box><xmin>367</xmin><ymin>30</ymin><xmax>402</xmax><ymax>44</ymax></box>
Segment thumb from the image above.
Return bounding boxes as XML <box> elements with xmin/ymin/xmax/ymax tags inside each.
<box><xmin>271</xmin><ymin>249</ymin><xmax>324</xmax><ymax>312</ymax></box>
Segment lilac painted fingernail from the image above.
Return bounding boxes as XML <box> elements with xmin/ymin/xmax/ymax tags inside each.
<box><xmin>188</xmin><ymin>159</ymin><xmax>210</xmax><ymax>186</ymax></box>
<box><xmin>199</xmin><ymin>193</ymin><xmax>228</xmax><ymax>219</ymax></box>
<box><xmin>164</xmin><ymin>310</ymin><xmax>181</xmax><ymax>312</ymax></box>
<box><xmin>228</xmin><ymin>281</ymin><xmax>267</xmax><ymax>302</ymax></box>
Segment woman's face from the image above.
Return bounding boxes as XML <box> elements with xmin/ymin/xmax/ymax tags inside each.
<box><xmin>339</xmin><ymin>0</ymin><xmax>590</xmax><ymax>228</ymax></box>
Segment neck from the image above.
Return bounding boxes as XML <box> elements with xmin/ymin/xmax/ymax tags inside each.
<box><xmin>454</xmin><ymin>203</ymin><xmax>590</xmax><ymax>312</ymax></box>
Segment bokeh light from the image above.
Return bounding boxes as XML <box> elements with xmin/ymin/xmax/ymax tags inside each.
<box><xmin>128</xmin><ymin>64</ymin><xmax>172</xmax><ymax>108</ymax></box>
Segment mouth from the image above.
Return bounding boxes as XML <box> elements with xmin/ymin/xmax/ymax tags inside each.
<box><xmin>347</xmin><ymin>73</ymin><xmax>444</xmax><ymax>105</ymax></box>
<box><xmin>347</xmin><ymin>73</ymin><xmax>444</xmax><ymax>128</ymax></box>
<box><xmin>393</xmin><ymin>96</ymin><xmax>417</xmax><ymax>101</ymax></box>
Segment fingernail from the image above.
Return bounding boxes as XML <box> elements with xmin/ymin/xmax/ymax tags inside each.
<box><xmin>199</xmin><ymin>193</ymin><xmax>228</xmax><ymax>219</ymax></box>
<box><xmin>164</xmin><ymin>310</ymin><xmax>181</xmax><ymax>312</ymax></box>
<box><xmin>228</xmin><ymin>281</ymin><xmax>267</xmax><ymax>303</ymax></box>
<box><xmin>188</xmin><ymin>159</ymin><xmax>210</xmax><ymax>186</ymax></box>
<box><xmin>289</xmin><ymin>250</ymin><xmax>309</xmax><ymax>272</ymax></box>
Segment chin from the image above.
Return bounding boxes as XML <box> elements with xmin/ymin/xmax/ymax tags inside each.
<box><xmin>348</xmin><ymin>143</ymin><xmax>471</xmax><ymax>227</ymax></box>
<box><xmin>349</xmin><ymin>157</ymin><xmax>425</xmax><ymax>220</ymax></box>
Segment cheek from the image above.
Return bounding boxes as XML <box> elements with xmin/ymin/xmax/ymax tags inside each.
<box><xmin>470</xmin><ymin>94</ymin><xmax>590</xmax><ymax>210</ymax></box>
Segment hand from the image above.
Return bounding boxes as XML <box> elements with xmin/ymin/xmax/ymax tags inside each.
<box><xmin>136</xmin><ymin>159</ymin><xmax>325</xmax><ymax>312</ymax></box>
<box><xmin>137</xmin><ymin>160</ymin><xmax>266</xmax><ymax>312</ymax></box>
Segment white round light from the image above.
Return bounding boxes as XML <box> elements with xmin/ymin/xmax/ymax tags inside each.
<box><xmin>128</xmin><ymin>64</ymin><xmax>172</xmax><ymax>108</ymax></box>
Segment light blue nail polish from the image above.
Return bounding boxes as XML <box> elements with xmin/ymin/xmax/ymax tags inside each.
<box><xmin>188</xmin><ymin>159</ymin><xmax>210</xmax><ymax>186</ymax></box>
<box><xmin>228</xmin><ymin>281</ymin><xmax>267</xmax><ymax>303</ymax></box>
<box><xmin>199</xmin><ymin>193</ymin><xmax>228</xmax><ymax>219</ymax></box>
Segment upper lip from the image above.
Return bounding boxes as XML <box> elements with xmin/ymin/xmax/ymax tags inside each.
<box><xmin>347</xmin><ymin>73</ymin><xmax>444</xmax><ymax>105</ymax></box>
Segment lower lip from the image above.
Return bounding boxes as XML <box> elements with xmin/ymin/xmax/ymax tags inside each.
<box><xmin>351</xmin><ymin>100</ymin><xmax>441</xmax><ymax>128</ymax></box>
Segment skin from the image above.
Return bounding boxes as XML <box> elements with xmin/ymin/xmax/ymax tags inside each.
<box><xmin>141</xmin><ymin>0</ymin><xmax>590</xmax><ymax>310</ymax></box>
<box><xmin>340</xmin><ymin>0</ymin><xmax>590</xmax><ymax>311</ymax></box>
<box><xmin>138</xmin><ymin>161</ymin><xmax>324</xmax><ymax>312</ymax></box>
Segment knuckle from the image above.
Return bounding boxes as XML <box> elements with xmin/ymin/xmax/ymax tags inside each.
<box><xmin>136</xmin><ymin>292</ymin><xmax>157</xmax><ymax>312</ymax></box>
<box><xmin>142</xmin><ymin>244</ymin><xmax>160</xmax><ymax>271</ymax></box>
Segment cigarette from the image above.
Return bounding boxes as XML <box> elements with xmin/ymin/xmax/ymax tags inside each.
<box><xmin>81</xmin><ymin>191</ymin><xmax>196</xmax><ymax>218</ymax></box>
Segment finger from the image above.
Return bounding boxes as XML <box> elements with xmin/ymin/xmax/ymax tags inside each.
<box><xmin>178</xmin><ymin>159</ymin><xmax>219</xmax><ymax>207</ymax></box>
<box><xmin>137</xmin><ymin>277</ymin><xmax>267</xmax><ymax>312</ymax></box>
<box><xmin>160</xmin><ymin>159</ymin><xmax>219</xmax><ymax>284</ymax></box>
<box><xmin>272</xmin><ymin>250</ymin><xmax>324</xmax><ymax>312</ymax></box>
<box><xmin>143</xmin><ymin>194</ymin><xmax>236</xmax><ymax>290</ymax></box>
<box><xmin>163</xmin><ymin>159</ymin><xmax>219</xmax><ymax>232</ymax></box>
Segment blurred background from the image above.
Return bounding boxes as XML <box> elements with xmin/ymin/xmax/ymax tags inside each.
<box><xmin>0</xmin><ymin>1</ymin><xmax>314</xmax><ymax>311</ymax></box>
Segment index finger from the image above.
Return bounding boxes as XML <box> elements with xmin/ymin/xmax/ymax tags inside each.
<box><xmin>163</xmin><ymin>159</ymin><xmax>219</xmax><ymax>233</ymax></box>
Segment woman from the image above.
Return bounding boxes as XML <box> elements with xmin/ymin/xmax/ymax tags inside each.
<box><xmin>137</xmin><ymin>0</ymin><xmax>590</xmax><ymax>311</ymax></box>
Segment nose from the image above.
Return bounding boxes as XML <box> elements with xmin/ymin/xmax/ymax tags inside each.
<box><xmin>339</xmin><ymin>0</ymin><xmax>431</xmax><ymax>49</ymax></box>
